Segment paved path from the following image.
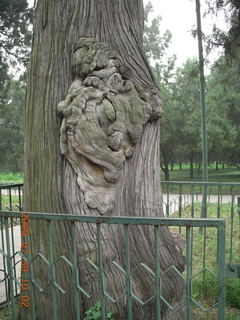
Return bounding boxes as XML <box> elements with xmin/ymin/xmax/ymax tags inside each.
<box><xmin>162</xmin><ymin>193</ymin><xmax>238</xmax><ymax>215</ymax></box>
<box><xmin>1</xmin><ymin>189</ymin><xmax>22</xmax><ymax>196</ymax></box>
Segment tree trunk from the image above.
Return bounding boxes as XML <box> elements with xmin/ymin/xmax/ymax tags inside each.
<box><xmin>22</xmin><ymin>1</ymin><xmax>185</xmax><ymax>319</ymax></box>
<box><xmin>179</xmin><ymin>162</ymin><xmax>182</xmax><ymax>170</ymax></box>
<box><xmin>189</xmin><ymin>152</ymin><xmax>194</xmax><ymax>179</ymax></box>
<box><xmin>161</xmin><ymin>165</ymin><xmax>170</xmax><ymax>181</ymax></box>
<box><xmin>216</xmin><ymin>161</ymin><xmax>219</xmax><ymax>171</ymax></box>
<box><xmin>198</xmin><ymin>161</ymin><xmax>202</xmax><ymax>175</ymax></box>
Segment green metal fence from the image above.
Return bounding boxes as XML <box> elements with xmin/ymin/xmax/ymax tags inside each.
<box><xmin>0</xmin><ymin>210</ymin><xmax>226</xmax><ymax>319</ymax></box>
<box><xmin>1</xmin><ymin>182</ymin><xmax>240</xmax><ymax>318</ymax></box>
<box><xmin>0</xmin><ymin>184</ymin><xmax>23</xmax><ymax>212</ymax></box>
<box><xmin>162</xmin><ymin>181</ymin><xmax>240</xmax><ymax>271</ymax></box>
<box><xmin>0</xmin><ymin>184</ymin><xmax>23</xmax><ymax>309</ymax></box>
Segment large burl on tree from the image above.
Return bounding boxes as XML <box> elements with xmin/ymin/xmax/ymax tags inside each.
<box><xmin>22</xmin><ymin>1</ymin><xmax>186</xmax><ymax>319</ymax></box>
<box><xmin>58</xmin><ymin>38</ymin><xmax>153</xmax><ymax>214</ymax></box>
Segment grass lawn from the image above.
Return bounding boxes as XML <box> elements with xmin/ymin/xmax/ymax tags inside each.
<box><xmin>160</xmin><ymin>166</ymin><xmax>240</xmax><ymax>183</ymax></box>
<box><xmin>0</xmin><ymin>304</ymin><xmax>19</xmax><ymax>320</ymax></box>
<box><xmin>161</xmin><ymin>166</ymin><xmax>240</xmax><ymax>195</ymax></box>
<box><xmin>170</xmin><ymin>203</ymin><xmax>240</xmax><ymax>319</ymax></box>
<box><xmin>0</xmin><ymin>195</ymin><xmax>19</xmax><ymax>211</ymax></box>
<box><xmin>0</xmin><ymin>173</ymin><xmax>23</xmax><ymax>185</ymax></box>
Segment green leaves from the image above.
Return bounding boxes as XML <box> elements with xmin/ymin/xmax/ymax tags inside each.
<box><xmin>84</xmin><ymin>302</ymin><xmax>115</xmax><ymax>320</ymax></box>
<box><xmin>0</xmin><ymin>0</ymin><xmax>32</xmax><ymax>68</ymax></box>
<box><xmin>206</xmin><ymin>56</ymin><xmax>240</xmax><ymax>166</ymax></box>
<box><xmin>0</xmin><ymin>76</ymin><xmax>25</xmax><ymax>172</ymax></box>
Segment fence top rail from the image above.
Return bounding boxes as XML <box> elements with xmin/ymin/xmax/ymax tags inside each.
<box><xmin>0</xmin><ymin>181</ymin><xmax>240</xmax><ymax>188</ymax></box>
<box><xmin>161</xmin><ymin>181</ymin><xmax>240</xmax><ymax>187</ymax></box>
<box><xmin>0</xmin><ymin>211</ymin><xmax>226</xmax><ymax>227</ymax></box>
<box><xmin>0</xmin><ymin>183</ymin><xmax>23</xmax><ymax>189</ymax></box>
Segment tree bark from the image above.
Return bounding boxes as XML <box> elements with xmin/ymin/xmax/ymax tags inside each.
<box><xmin>22</xmin><ymin>1</ymin><xmax>185</xmax><ymax>319</ymax></box>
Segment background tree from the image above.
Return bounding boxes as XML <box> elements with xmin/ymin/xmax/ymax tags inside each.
<box><xmin>206</xmin><ymin>0</ymin><xmax>240</xmax><ymax>62</ymax></box>
<box><xmin>0</xmin><ymin>77</ymin><xmax>25</xmax><ymax>172</ymax></box>
<box><xmin>159</xmin><ymin>59</ymin><xmax>202</xmax><ymax>180</ymax></box>
<box><xmin>0</xmin><ymin>0</ymin><xmax>32</xmax><ymax>174</ymax></box>
<box><xmin>0</xmin><ymin>0</ymin><xmax>32</xmax><ymax>67</ymax></box>
<box><xmin>207</xmin><ymin>55</ymin><xmax>240</xmax><ymax>167</ymax></box>
<box><xmin>22</xmin><ymin>1</ymin><xmax>185</xmax><ymax>319</ymax></box>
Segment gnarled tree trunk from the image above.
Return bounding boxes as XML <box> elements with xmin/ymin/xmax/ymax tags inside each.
<box><xmin>21</xmin><ymin>1</ymin><xmax>185</xmax><ymax>319</ymax></box>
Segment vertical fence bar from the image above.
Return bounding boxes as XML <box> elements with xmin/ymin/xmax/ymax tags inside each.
<box><xmin>190</xmin><ymin>186</ymin><xmax>194</xmax><ymax>276</ymax></box>
<box><xmin>10</xmin><ymin>217</ymin><xmax>17</xmax><ymax>294</ymax></box>
<box><xmin>229</xmin><ymin>187</ymin><xmax>234</xmax><ymax>264</ymax></box>
<box><xmin>0</xmin><ymin>187</ymin><xmax>2</xmax><ymax>210</ymax></box>
<box><xmin>217</xmin><ymin>185</ymin><xmax>221</xmax><ymax>218</ymax></box>
<box><xmin>186</xmin><ymin>226</ymin><xmax>192</xmax><ymax>320</ymax></box>
<box><xmin>47</xmin><ymin>220</ymin><xmax>57</xmax><ymax>320</ymax></box>
<box><xmin>179</xmin><ymin>185</ymin><xmax>182</xmax><ymax>218</ymax></box>
<box><xmin>191</xmin><ymin>185</ymin><xmax>195</xmax><ymax>218</ymax></box>
<box><xmin>179</xmin><ymin>185</ymin><xmax>182</xmax><ymax>233</ymax></box>
<box><xmin>18</xmin><ymin>186</ymin><xmax>22</xmax><ymax>210</ymax></box>
<box><xmin>4</xmin><ymin>216</ymin><xmax>17</xmax><ymax>319</ymax></box>
<box><xmin>238</xmin><ymin>196</ymin><xmax>240</xmax><ymax>264</ymax></box>
<box><xmin>217</xmin><ymin>223</ymin><xmax>226</xmax><ymax>320</ymax></box>
<box><xmin>202</xmin><ymin>226</ymin><xmax>206</xmax><ymax>270</ymax></box>
<box><xmin>166</xmin><ymin>184</ymin><xmax>170</xmax><ymax>217</ymax></box>
<box><xmin>97</xmin><ymin>223</ymin><xmax>105</xmax><ymax>320</ymax></box>
<box><xmin>154</xmin><ymin>225</ymin><xmax>161</xmax><ymax>320</ymax></box>
<box><xmin>9</xmin><ymin>188</ymin><xmax>12</xmax><ymax>211</ymax></box>
<box><xmin>71</xmin><ymin>222</ymin><xmax>81</xmax><ymax>320</ymax></box>
<box><xmin>124</xmin><ymin>224</ymin><xmax>132</xmax><ymax>320</ymax></box>
<box><xmin>1</xmin><ymin>213</ymin><xmax>9</xmax><ymax>299</ymax></box>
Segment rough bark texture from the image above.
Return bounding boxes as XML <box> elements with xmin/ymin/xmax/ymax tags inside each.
<box><xmin>22</xmin><ymin>1</ymin><xmax>185</xmax><ymax>319</ymax></box>
<box><xmin>57</xmin><ymin>38</ymin><xmax>152</xmax><ymax>214</ymax></box>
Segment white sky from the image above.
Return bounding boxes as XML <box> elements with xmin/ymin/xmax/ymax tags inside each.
<box><xmin>143</xmin><ymin>0</ymin><xmax>227</xmax><ymax>69</ymax></box>
<box><xmin>28</xmin><ymin>0</ymin><xmax>227</xmax><ymax>70</ymax></box>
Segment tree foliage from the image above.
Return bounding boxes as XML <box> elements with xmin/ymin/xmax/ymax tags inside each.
<box><xmin>207</xmin><ymin>56</ymin><xmax>240</xmax><ymax>166</ymax></box>
<box><xmin>0</xmin><ymin>0</ymin><xmax>32</xmax><ymax>67</ymax></box>
<box><xmin>205</xmin><ymin>0</ymin><xmax>240</xmax><ymax>61</ymax></box>
<box><xmin>144</xmin><ymin>2</ymin><xmax>240</xmax><ymax>179</ymax></box>
<box><xmin>0</xmin><ymin>76</ymin><xmax>25</xmax><ymax>172</ymax></box>
<box><xmin>0</xmin><ymin>0</ymin><xmax>31</xmax><ymax>173</ymax></box>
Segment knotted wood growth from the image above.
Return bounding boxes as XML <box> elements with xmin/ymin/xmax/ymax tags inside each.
<box><xmin>58</xmin><ymin>38</ymin><xmax>154</xmax><ymax>214</ymax></box>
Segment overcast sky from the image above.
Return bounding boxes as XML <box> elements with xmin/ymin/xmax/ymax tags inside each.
<box><xmin>143</xmin><ymin>0</ymin><xmax>227</xmax><ymax>68</ymax></box>
<box><xmin>28</xmin><ymin>0</ymin><xmax>226</xmax><ymax>70</ymax></box>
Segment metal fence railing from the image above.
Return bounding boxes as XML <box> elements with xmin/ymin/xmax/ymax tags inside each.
<box><xmin>0</xmin><ymin>184</ymin><xmax>23</xmax><ymax>212</ymax></box>
<box><xmin>1</xmin><ymin>182</ymin><xmax>240</xmax><ymax>318</ymax></box>
<box><xmin>0</xmin><ymin>183</ymin><xmax>23</xmax><ymax>309</ymax></box>
<box><xmin>0</xmin><ymin>210</ymin><xmax>226</xmax><ymax>320</ymax></box>
<box><xmin>162</xmin><ymin>181</ymin><xmax>240</xmax><ymax>270</ymax></box>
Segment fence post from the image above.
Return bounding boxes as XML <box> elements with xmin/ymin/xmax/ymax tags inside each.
<box><xmin>217</xmin><ymin>222</ymin><xmax>226</xmax><ymax>320</ymax></box>
<box><xmin>4</xmin><ymin>216</ymin><xmax>17</xmax><ymax>319</ymax></box>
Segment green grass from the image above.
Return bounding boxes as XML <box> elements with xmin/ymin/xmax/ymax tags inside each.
<box><xmin>161</xmin><ymin>168</ymin><xmax>240</xmax><ymax>195</ymax></box>
<box><xmin>0</xmin><ymin>304</ymin><xmax>18</xmax><ymax>320</ymax></box>
<box><xmin>161</xmin><ymin>165</ymin><xmax>240</xmax><ymax>183</ymax></box>
<box><xmin>0</xmin><ymin>172</ymin><xmax>23</xmax><ymax>185</ymax></box>
<box><xmin>170</xmin><ymin>203</ymin><xmax>240</xmax><ymax>318</ymax></box>
<box><xmin>160</xmin><ymin>164</ymin><xmax>240</xmax><ymax>194</ymax></box>
<box><xmin>0</xmin><ymin>195</ymin><xmax>21</xmax><ymax>211</ymax></box>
